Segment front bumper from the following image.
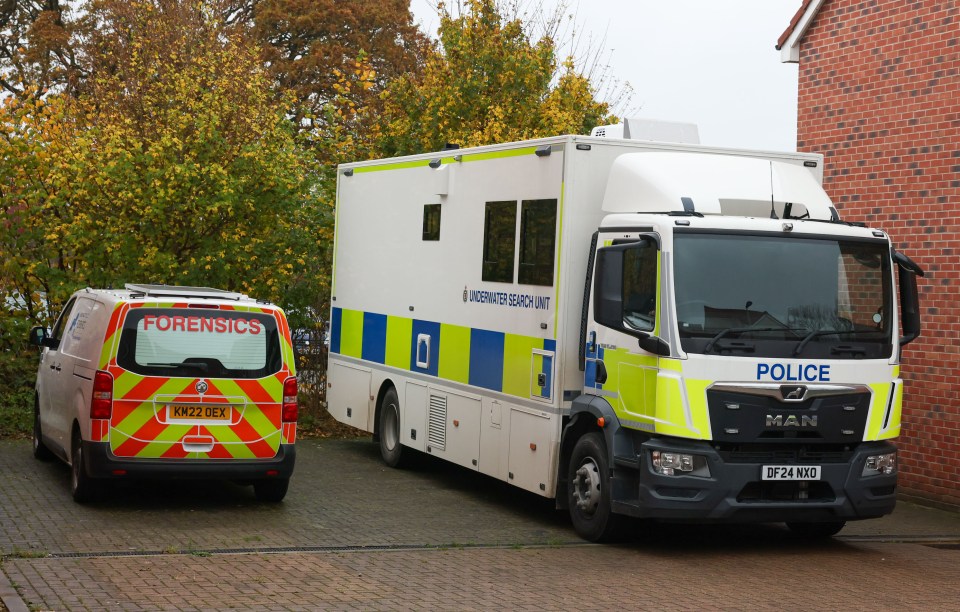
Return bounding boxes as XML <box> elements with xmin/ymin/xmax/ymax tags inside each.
<box><xmin>82</xmin><ymin>441</ymin><xmax>296</xmax><ymax>480</ymax></box>
<box><xmin>614</xmin><ymin>438</ymin><xmax>897</xmax><ymax>523</ymax></box>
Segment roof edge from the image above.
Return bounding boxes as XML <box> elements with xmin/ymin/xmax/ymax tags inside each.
<box><xmin>776</xmin><ymin>0</ymin><xmax>826</xmax><ymax>63</ymax></box>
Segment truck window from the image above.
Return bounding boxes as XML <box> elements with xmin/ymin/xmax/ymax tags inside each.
<box><xmin>422</xmin><ymin>204</ymin><xmax>441</xmax><ymax>241</ymax></box>
<box><xmin>482</xmin><ymin>200</ymin><xmax>517</xmax><ymax>283</ymax></box>
<box><xmin>622</xmin><ymin>245</ymin><xmax>657</xmax><ymax>332</ymax></box>
<box><xmin>518</xmin><ymin>199</ymin><xmax>557</xmax><ymax>286</ymax></box>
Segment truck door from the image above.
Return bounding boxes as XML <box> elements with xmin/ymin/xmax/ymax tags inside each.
<box><xmin>585</xmin><ymin>235</ymin><xmax>665</xmax><ymax>432</ymax></box>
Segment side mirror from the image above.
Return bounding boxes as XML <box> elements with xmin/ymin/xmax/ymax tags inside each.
<box><xmin>638</xmin><ymin>334</ymin><xmax>671</xmax><ymax>357</ymax></box>
<box><xmin>28</xmin><ymin>326</ymin><xmax>57</xmax><ymax>349</ymax></box>
<box><xmin>594</xmin><ymin>237</ymin><xmax>671</xmax><ymax>357</ymax></box>
<box><xmin>894</xmin><ymin>251</ymin><xmax>924</xmax><ymax>346</ymax></box>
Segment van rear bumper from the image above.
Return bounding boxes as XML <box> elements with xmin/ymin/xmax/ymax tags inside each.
<box><xmin>82</xmin><ymin>441</ymin><xmax>296</xmax><ymax>480</ymax></box>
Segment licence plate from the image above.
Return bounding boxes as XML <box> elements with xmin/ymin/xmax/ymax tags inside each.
<box><xmin>761</xmin><ymin>465</ymin><xmax>821</xmax><ymax>481</ymax></box>
<box><xmin>168</xmin><ymin>404</ymin><xmax>230</xmax><ymax>421</ymax></box>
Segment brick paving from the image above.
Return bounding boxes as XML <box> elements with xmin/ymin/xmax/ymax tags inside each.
<box><xmin>1</xmin><ymin>438</ymin><xmax>959</xmax><ymax>611</ymax></box>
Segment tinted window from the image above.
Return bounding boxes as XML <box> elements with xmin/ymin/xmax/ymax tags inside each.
<box><xmin>423</xmin><ymin>204</ymin><xmax>441</xmax><ymax>241</ymax></box>
<box><xmin>117</xmin><ymin>309</ymin><xmax>282</xmax><ymax>378</ymax></box>
<box><xmin>482</xmin><ymin>201</ymin><xmax>517</xmax><ymax>283</ymax></box>
<box><xmin>518</xmin><ymin>199</ymin><xmax>557</xmax><ymax>286</ymax></box>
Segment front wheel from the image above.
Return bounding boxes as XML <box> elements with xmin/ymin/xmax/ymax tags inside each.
<box><xmin>378</xmin><ymin>387</ymin><xmax>404</xmax><ymax>468</ymax></box>
<box><xmin>567</xmin><ymin>432</ymin><xmax>625</xmax><ymax>542</ymax></box>
<box><xmin>32</xmin><ymin>399</ymin><xmax>54</xmax><ymax>461</ymax></box>
<box><xmin>786</xmin><ymin>521</ymin><xmax>846</xmax><ymax>538</ymax></box>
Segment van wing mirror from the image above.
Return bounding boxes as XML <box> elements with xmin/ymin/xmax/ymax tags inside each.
<box><xmin>28</xmin><ymin>326</ymin><xmax>57</xmax><ymax>349</ymax></box>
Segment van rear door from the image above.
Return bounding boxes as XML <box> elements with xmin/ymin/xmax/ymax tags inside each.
<box><xmin>108</xmin><ymin>307</ymin><xmax>291</xmax><ymax>460</ymax></box>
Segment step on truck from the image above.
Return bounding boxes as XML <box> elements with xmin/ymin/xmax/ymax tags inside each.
<box><xmin>327</xmin><ymin>124</ymin><xmax>923</xmax><ymax>541</ymax></box>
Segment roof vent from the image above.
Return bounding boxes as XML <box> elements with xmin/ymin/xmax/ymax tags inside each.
<box><xmin>590</xmin><ymin>118</ymin><xmax>700</xmax><ymax>144</ymax></box>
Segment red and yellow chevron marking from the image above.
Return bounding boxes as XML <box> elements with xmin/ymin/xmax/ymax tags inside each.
<box><xmin>107</xmin><ymin>372</ymin><xmax>286</xmax><ymax>460</ymax></box>
<box><xmin>97</xmin><ymin>302</ymin><xmax>297</xmax><ymax>459</ymax></box>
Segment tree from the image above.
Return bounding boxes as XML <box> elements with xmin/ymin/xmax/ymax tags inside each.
<box><xmin>378</xmin><ymin>0</ymin><xmax>614</xmax><ymax>156</ymax></box>
<box><xmin>0</xmin><ymin>1</ymin><xmax>326</xmax><ymax>339</ymax></box>
<box><xmin>0</xmin><ymin>0</ymin><xmax>85</xmax><ymax>97</ymax></box>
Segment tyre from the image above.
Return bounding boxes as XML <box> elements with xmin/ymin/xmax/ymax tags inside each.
<box><xmin>32</xmin><ymin>398</ymin><xmax>54</xmax><ymax>461</ymax></box>
<box><xmin>378</xmin><ymin>387</ymin><xmax>405</xmax><ymax>468</ymax></box>
<box><xmin>567</xmin><ymin>432</ymin><xmax>625</xmax><ymax>542</ymax></box>
<box><xmin>253</xmin><ymin>478</ymin><xmax>289</xmax><ymax>502</ymax></box>
<box><xmin>70</xmin><ymin>428</ymin><xmax>99</xmax><ymax>503</ymax></box>
<box><xmin>786</xmin><ymin>521</ymin><xmax>846</xmax><ymax>538</ymax></box>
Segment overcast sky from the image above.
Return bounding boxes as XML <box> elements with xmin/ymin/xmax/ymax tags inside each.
<box><xmin>409</xmin><ymin>0</ymin><xmax>801</xmax><ymax>152</ymax></box>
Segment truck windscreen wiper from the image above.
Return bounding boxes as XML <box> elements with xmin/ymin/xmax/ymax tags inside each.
<box><xmin>704</xmin><ymin>327</ymin><xmax>804</xmax><ymax>353</ymax></box>
<box><xmin>793</xmin><ymin>329</ymin><xmax>880</xmax><ymax>356</ymax></box>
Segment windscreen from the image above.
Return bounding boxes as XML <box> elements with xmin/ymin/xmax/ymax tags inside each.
<box><xmin>117</xmin><ymin>308</ymin><xmax>282</xmax><ymax>378</ymax></box>
<box><xmin>673</xmin><ymin>232</ymin><xmax>893</xmax><ymax>359</ymax></box>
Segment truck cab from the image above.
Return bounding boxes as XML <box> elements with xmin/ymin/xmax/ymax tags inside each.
<box><xmin>565</xmin><ymin>152</ymin><xmax>923</xmax><ymax>540</ymax></box>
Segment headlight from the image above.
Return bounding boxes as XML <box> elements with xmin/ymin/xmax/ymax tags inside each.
<box><xmin>863</xmin><ymin>452</ymin><xmax>896</xmax><ymax>476</ymax></box>
<box><xmin>652</xmin><ymin>450</ymin><xmax>710</xmax><ymax>477</ymax></box>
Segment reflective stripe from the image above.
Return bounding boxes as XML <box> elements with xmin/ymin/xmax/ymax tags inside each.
<box><xmin>331</xmin><ymin>307</ymin><xmax>555</xmax><ymax>400</ymax></box>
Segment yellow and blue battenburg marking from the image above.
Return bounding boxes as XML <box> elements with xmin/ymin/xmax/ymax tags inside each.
<box><xmin>331</xmin><ymin>307</ymin><xmax>555</xmax><ymax>399</ymax></box>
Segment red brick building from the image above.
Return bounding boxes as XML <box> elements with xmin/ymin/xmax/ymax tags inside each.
<box><xmin>778</xmin><ymin>0</ymin><xmax>959</xmax><ymax>509</ymax></box>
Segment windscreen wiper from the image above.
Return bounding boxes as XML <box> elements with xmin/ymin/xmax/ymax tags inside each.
<box><xmin>705</xmin><ymin>327</ymin><xmax>804</xmax><ymax>353</ymax></box>
<box><xmin>793</xmin><ymin>330</ymin><xmax>879</xmax><ymax>356</ymax></box>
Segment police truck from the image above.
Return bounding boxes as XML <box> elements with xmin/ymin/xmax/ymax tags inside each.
<box><xmin>326</xmin><ymin>122</ymin><xmax>923</xmax><ymax>541</ymax></box>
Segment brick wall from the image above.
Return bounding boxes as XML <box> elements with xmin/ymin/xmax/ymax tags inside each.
<box><xmin>797</xmin><ymin>0</ymin><xmax>960</xmax><ymax>508</ymax></box>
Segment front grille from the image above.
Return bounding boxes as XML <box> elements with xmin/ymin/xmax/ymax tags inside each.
<box><xmin>708</xmin><ymin>388</ymin><xmax>871</xmax><ymax>444</ymax></box>
<box><xmin>716</xmin><ymin>444</ymin><xmax>852</xmax><ymax>464</ymax></box>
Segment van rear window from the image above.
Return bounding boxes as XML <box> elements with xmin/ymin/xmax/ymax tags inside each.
<box><xmin>117</xmin><ymin>309</ymin><xmax>282</xmax><ymax>379</ymax></box>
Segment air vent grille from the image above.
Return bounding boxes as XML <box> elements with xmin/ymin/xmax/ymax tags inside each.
<box><xmin>428</xmin><ymin>395</ymin><xmax>447</xmax><ymax>450</ymax></box>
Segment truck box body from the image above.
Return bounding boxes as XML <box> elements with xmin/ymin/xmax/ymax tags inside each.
<box><xmin>328</xmin><ymin>135</ymin><xmax>921</xmax><ymax>540</ymax></box>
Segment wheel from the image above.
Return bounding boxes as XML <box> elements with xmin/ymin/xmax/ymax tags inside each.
<box><xmin>32</xmin><ymin>398</ymin><xmax>54</xmax><ymax>461</ymax></box>
<box><xmin>70</xmin><ymin>428</ymin><xmax>99</xmax><ymax>503</ymax></box>
<box><xmin>253</xmin><ymin>478</ymin><xmax>289</xmax><ymax>502</ymax></box>
<box><xmin>378</xmin><ymin>387</ymin><xmax>405</xmax><ymax>468</ymax></box>
<box><xmin>567</xmin><ymin>432</ymin><xmax>625</xmax><ymax>542</ymax></box>
<box><xmin>786</xmin><ymin>521</ymin><xmax>846</xmax><ymax>538</ymax></box>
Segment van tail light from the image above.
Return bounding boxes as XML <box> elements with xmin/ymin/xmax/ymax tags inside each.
<box><xmin>282</xmin><ymin>377</ymin><xmax>298</xmax><ymax>423</ymax></box>
<box><xmin>91</xmin><ymin>370</ymin><xmax>114</xmax><ymax>419</ymax></box>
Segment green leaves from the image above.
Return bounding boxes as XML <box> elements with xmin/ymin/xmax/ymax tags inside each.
<box><xmin>379</xmin><ymin>0</ymin><xmax>614</xmax><ymax>156</ymax></box>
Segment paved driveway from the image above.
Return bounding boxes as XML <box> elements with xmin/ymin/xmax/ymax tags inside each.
<box><xmin>1</xmin><ymin>438</ymin><xmax>959</xmax><ymax>610</ymax></box>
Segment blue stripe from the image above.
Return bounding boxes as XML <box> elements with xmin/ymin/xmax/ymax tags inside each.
<box><xmin>361</xmin><ymin>312</ymin><xmax>387</xmax><ymax>363</ymax></box>
<box><xmin>330</xmin><ymin>307</ymin><xmax>342</xmax><ymax>354</ymax></box>
<box><xmin>469</xmin><ymin>329</ymin><xmax>504</xmax><ymax>391</ymax></box>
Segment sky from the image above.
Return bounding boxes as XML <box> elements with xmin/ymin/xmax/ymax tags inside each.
<box><xmin>408</xmin><ymin>0</ymin><xmax>801</xmax><ymax>152</ymax></box>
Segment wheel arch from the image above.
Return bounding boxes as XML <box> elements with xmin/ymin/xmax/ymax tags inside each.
<box><xmin>372</xmin><ymin>378</ymin><xmax>398</xmax><ymax>441</ymax></box>
<box><xmin>556</xmin><ymin>395</ymin><xmax>620</xmax><ymax>509</ymax></box>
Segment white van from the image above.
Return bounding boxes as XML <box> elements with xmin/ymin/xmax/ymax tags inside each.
<box><xmin>29</xmin><ymin>284</ymin><xmax>299</xmax><ymax>502</ymax></box>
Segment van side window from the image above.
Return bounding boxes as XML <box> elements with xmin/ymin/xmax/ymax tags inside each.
<box><xmin>518</xmin><ymin>199</ymin><xmax>557</xmax><ymax>286</ymax></box>
<box><xmin>482</xmin><ymin>200</ymin><xmax>517</xmax><ymax>283</ymax></box>
<box><xmin>50</xmin><ymin>298</ymin><xmax>77</xmax><ymax>342</ymax></box>
<box><xmin>422</xmin><ymin>204</ymin><xmax>441</xmax><ymax>241</ymax></box>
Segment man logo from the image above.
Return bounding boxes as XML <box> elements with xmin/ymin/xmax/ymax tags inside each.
<box><xmin>766</xmin><ymin>414</ymin><xmax>818</xmax><ymax>428</ymax></box>
<box><xmin>781</xmin><ymin>385</ymin><xmax>807</xmax><ymax>401</ymax></box>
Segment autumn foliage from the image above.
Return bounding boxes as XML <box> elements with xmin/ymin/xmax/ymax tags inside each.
<box><xmin>0</xmin><ymin>0</ymin><xmax>619</xmax><ymax>425</ymax></box>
